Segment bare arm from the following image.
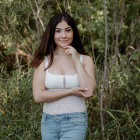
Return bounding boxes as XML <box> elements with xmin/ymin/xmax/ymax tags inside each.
<box><xmin>75</xmin><ymin>55</ymin><xmax>96</xmax><ymax>95</ymax></box>
<box><xmin>64</xmin><ymin>46</ymin><xmax>96</xmax><ymax>95</ymax></box>
<box><xmin>32</xmin><ymin>59</ymin><xmax>92</xmax><ymax>103</ymax></box>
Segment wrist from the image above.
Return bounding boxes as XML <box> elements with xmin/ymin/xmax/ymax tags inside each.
<box><xmin>67</xmin><ymin>88</ymin><xmax>73</xmax><ymax>96</ymax></box>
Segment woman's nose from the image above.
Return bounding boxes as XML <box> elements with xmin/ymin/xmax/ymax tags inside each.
<box><xmin>62</xmin><ymin>31</ymin><xmax>66</xmax><ymax>38</ymax></box>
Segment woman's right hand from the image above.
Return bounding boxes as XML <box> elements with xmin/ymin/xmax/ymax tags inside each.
<box><xmin>70</xmin><ymin>87</ymin><xmax>93</xmax><ymax>98</ymax></box>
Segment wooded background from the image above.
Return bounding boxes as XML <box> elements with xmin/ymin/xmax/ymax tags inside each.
<box><xmin>0</xmin><ymin>0</ymin><xmax>140</xmax><ymax>139</ymax></box>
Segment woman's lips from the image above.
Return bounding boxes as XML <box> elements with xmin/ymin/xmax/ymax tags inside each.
<box><xmin>60</xmin><ymin>40</ymin><xmax>68</xmax><ymax>43</ymax></box>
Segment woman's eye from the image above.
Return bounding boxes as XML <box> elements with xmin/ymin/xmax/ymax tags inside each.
<box><xmin>66</xmin><ymin>29</ymin><xmax>71</xmax><ymax>32</ymax></box>
<box><xmin>55</xmin><ymin>30</ymin><xmax>61</xmax><ymax>33</ymax></box>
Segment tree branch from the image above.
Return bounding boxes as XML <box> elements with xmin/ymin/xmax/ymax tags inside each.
<box><xmin>34</xmin><ymin>0</ymin><xmax>45</xmax><ymax>32</ymax></box>
<box><xmin>100</xmin><ymin>0</ymin><xmax>109</xmax><ymax>135</ymax></box>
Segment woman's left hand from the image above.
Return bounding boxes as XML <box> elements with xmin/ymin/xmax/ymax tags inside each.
<box><xmin>64</xmin><ymin>46</ymin><xmax>79</xmax><ymax>63</ymax></box>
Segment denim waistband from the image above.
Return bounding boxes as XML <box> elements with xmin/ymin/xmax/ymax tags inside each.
<box><xmin>42</xmin><ymin>111</ymin><xmax>87</xmax><ymax>120</ymax></box>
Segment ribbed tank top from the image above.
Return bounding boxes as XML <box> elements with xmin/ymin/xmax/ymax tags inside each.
<box><xmin>43</xmin><ymin>54</ymin><xmax>86</xmax><ymax>114</ymax></box>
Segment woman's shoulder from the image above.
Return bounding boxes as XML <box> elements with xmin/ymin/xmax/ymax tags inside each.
<box><xmin>83</xmin><ymin>54</ymin><xmax>92</xmax><ymax>59</ymax></box>
<box><xmin>81</xmin><ymin>54</ymin><xmax>92</xmax><ymax>60</ymax></box>
<box><xmin>34</xmin><ymin>57</ymin><xmax>46</xmax><ymax>71</ymax></box>
<box><xmin>82</xmin><ymin>54</ymin><xmax>94</xmax><ymax>65</ymax></box>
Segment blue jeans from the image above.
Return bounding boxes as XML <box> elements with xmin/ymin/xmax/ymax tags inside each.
<box><xmin>41</xmin><ymin>112</ymin><xmax>88</xmax><ymax>140</ymax></box>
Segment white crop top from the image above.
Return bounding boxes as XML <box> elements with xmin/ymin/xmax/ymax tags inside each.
<box><xmin>43</xmin><ymin>54</ymin><xmax>86</xmax><ymax>114</ymax></box>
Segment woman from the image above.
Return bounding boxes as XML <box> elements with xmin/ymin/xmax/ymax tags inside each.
<box><xmin>31</xmin><ymin>12</ymin><xmax>96</xmax><ymax>140</ymax></box>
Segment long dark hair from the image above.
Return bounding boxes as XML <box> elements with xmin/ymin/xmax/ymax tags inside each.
<box><xmin>30</xmin><ymin>12</ymin><xmax>88</xmax><ymax>69</ymax></box>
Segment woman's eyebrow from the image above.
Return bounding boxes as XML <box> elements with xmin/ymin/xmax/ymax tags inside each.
<box><xmin>55</xmin><ymin>27</ymin><xmax>72</xmax><ymax>30</ymax></box>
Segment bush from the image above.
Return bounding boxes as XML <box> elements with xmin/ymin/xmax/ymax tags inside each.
<box><xmin>0</xmin><ymin>67</ymin><xmax>42</xmax><ymax>139</ymax></box>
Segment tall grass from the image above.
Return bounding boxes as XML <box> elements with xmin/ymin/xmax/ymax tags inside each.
<box><xmin>87</xmin><ymin>54</ymin><xmax>140</xmax><ymax>140</ymax></box>
<box><xmin>0</xmin><ymin>66</ymin><xmax>42</xmax><ymax>139</ymax></box>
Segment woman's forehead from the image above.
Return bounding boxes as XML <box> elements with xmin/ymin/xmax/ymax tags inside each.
<box><xmin>56</xmin><ymin>20</ymin><xmax>71</xmax><ymax>29</ymax></box>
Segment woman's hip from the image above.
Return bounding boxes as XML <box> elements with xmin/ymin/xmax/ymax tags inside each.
<box><xmin>41</xmin><ymin>111</ymin><xmax>88</xmax><ymax>140</ymax></box>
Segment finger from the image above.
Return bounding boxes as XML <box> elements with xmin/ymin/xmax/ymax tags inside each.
<box><xmin>67</xmin><ymin>52</ymin><xmax>72</xmax><ymax>55</ymax></box>
<box><xmin>64</xmin><ymin>50</ymin><xmax>69</xmax><ymax>54</ymax></box>
<box><xmin>65</xmin><ymin>46</ymin><xmax>76</xmax><ymax>51</ymax></box>
<box><xmin>64</xmin><ymin>48</ymin><xmax>72</xmax><ymax>53</ymax></box>
<box><xmin>64</xmin><ymin>48</ymin><xmax>74</xmax><ymax>54</ymax></box>
<box><xmin>64</xmin><ymin>50</ymin><xmax>72</xmax><ymax>55</ymax></box>
<box><xmin>64</xmin><ymin>49</ymin><xmax>71</xmax><ymax>54</ymax></box>
<box><xmin>79</xmin><ymin>88</ymin><xmax>88</xmax><ymax>92</ymax></box>
<box><xmin>84</xmin><ymin>88</ymin><xmax>88</xmax><ymax>91</ymax></box>
<box><xmin>65</xmin><ymin>49</ymin><xmax>74</xmax><ymax>55</ymax></box>
<box><xmin>84</xmin><ymin>94</ymin><xmax>93</xmax><ymax>98</ymax></box>
<box><xmin>64</xmin><ymin>46</ymin><xmax>72</xmax><ymax>49</ymax></box>
<box><xmin>83</xmin><ymin>93</ymin><xmax>93</xmax><ymax>98</ymax></box>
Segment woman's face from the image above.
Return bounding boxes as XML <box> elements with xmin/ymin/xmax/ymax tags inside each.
<box><xmin>54</xmin><ymin>20</ymin><xmax>73</xmax><ymax>48</ymax></box>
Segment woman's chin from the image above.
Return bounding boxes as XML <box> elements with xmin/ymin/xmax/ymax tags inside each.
<box><xmin>60</xmin><ymin>44</ymin><xmax>69</xmax><ymax>48</ymax></box>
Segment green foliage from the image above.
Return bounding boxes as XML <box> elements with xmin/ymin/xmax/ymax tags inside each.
<box><xmin>0</xmin><ymin>67</ymin><xmax>42</xmax><ymax>139</ymax></box>
<box><xmin>87</xmin><ymin>54</ymin><xmax>140</xmax><ymax>139</ymax></box>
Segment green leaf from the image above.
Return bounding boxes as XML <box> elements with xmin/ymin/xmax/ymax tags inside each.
<box><xmin>136</xmin><ymin>92</ymin><xmax>140</xmax><ymax>102</ymax></box>
<box><xmin>105</xmin><ymin>110</ymin><xmax>116</xmax><ymax>120</ymax></box>
<box><xmin>129</xmin><ymin>52</ymin><xmax>140</xmax><ymax>60</ymax></box>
